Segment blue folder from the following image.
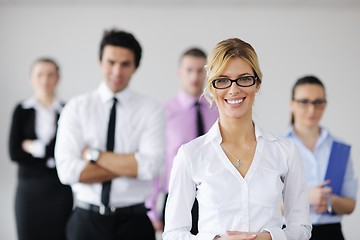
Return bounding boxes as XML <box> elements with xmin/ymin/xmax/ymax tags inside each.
<box><xmin>324</xmin><ymin>141</ymin><xmax>351</xmax><ymax>195</ymax></box>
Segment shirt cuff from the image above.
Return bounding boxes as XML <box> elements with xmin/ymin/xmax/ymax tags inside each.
<box><xmin>261</xmin><ymin>227</ymin><xmax>286</xmax><ymax>240</ymax></box>
<box><xmin>29</xmin><ymin>140</ymin><xmax>46</xmax><ymax>158</ymax></box>
<box><xmin>197</xmin><ymin>232</ymin><xmax>221</xmax><ymax>240</ymax></box>
<box><xmin>147</xmin><ymin>208</ymin><xmax>160</xmax><ymax>222</ymax></box>
<box><xmin>46</xmin><ymin>158</ymin><xmax>56</xmax><ymax>168</ymax></box>
<box><xmin>162</xmin><ymin>231</ymin><xmax>219</xmax><ymax>240</ymax></box>
<box><xmin>134</xmin><ymin>152</ymin><xmax>161</xmax><ymax>180</ymax></box>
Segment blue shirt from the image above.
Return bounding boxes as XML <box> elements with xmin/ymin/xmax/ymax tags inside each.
<box><xmin>284</xmin><ymin>126</ymin><xmax>357</xmax><ymax>224</ymax></box>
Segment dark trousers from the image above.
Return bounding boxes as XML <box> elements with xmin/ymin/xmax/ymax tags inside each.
<box><xmin>163</xmin><ymin>193</ymin><xmax>199</xmax><ymax>235</ymax></box>
<box><xmin>311</xmin><ymin>223</ymin><xmax>344</xmax><ymax>240</ymax></box>
<box><xmin>67</xmin><ymin>207</ymin><xmax>156</xmax><ymax>240</ymax></box>
<box><xmin>15</xmin><ymin>176</ymin><xmax>73</xmax><ymax>240</ymax></box>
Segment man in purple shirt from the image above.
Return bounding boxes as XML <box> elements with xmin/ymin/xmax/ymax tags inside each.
<box><xmin>147</xmin><ymin>48</ymin><xmax>219</xmax><ymax>234</ymax></box>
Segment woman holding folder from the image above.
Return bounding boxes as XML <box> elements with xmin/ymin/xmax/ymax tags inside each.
<box><xmin>285</xmin><ymin>76</ymin><xmax>357</xmax><ymax>240</ymax></box>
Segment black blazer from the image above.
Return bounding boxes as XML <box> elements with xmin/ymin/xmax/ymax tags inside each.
<box><xmin>9</xmin><ymin>102</ymin><xmax>63</xmax><ymax>179</ymax></box>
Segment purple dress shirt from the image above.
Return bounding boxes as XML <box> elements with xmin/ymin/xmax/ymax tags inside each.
<box><xmin>147</xmin><ymin>91</ymin><xmax>219</xmax><ymax>221</ymax></box>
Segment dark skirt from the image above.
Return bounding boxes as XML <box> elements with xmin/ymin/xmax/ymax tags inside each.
<box><xmin>15</xmin><ymin>174</ymin><xmax>73</xmax><ymax>240</ymax></box>
<box><xmin>311</xmin><ymin>223</ymin><xmax>344</xmax><ymax>240</ymax></box>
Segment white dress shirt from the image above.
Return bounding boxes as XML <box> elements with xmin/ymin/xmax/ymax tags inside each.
<box><xmin>22</xmin><ymin>97</ymin><xmax>63</xmax><ymax>168</ymax></box>
<box><xmin>163</xmin><ymin>121</ymin><xmax>311</xmax><ymax>240</ymax></box>
<box><xmin>285</xmin><ymin>126</ymin><xmax>357</xmax><ymax>225</ymax></box>
<box><xmin>55</xmin><ymin>82</ymin><xmax>165</xmax><ymax>207</ymax></box>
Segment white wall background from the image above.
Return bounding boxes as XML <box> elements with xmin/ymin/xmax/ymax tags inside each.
<box><xmin>0</xmin><ymin>2</ymin><xmax>359</xmax><ymax>239</ymax></box>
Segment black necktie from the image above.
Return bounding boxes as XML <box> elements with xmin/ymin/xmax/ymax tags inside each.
<box><xmin>195</xmin><ymin>101</ymin><xmax>204</xmax><ymax>136</ymax></box>
<box><xmin>192</xmin><ymin>101</ymin><xmax>203</xmax><ymax>234</ymax></box>
<box><xmin>101</xmin><ymin>97</ymin><xmax>117</xmax><ymax>207</ymax></box>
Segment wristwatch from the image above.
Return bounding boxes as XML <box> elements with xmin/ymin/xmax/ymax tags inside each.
<box><xmin>326</xmin><ymin>195</ymin><xmax>336</xmax><ymax>215</ymax></box>
<box><xmin>86</xmin><ymin>149</ymin><xmax>100</xmax><ymax>163</ymax></box>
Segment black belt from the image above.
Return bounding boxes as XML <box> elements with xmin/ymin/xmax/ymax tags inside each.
<box><xmin>75</xmin><ymin>201</ymin><xmax>148</xmax><ymax>216</ymax></box>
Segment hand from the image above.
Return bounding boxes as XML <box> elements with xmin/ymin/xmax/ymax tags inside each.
<box><xmin>22</xmin><ymin>139</ymin><xmax>33</xmax><ymax>153</ymax></box>
<box><xmin>82</xmin><ymin>147</ymin><xmax>91</xmax><ymax>161</ymax></box>
<box><xmin>227</xmin><ymin>231</ymin><xmax>271</xmax><ymax>240</ymax></box>
<box><xmin>216</xmin><ymin>231</ymin><xmax>258</xmax><ymax>240</ymax></box>
<box><xmin>151</xmin><ymin>219</ymin><xmax>164</xmax><ymax>232</ymax></box>
<box><xmin>309</xmin><ymin>180</ymin><xmax>332</xmax><ymax>214</ymax></box>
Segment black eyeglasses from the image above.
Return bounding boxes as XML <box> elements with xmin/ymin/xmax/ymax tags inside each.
<box><xmin>212</xmin><ymin>76</ymin><xmax>259</xmax><ymax>89</ymax></box>
<box><xmin>293</xmin><ymin>98</ymin><xmax>327</xmax><ymax>108</ymax></box>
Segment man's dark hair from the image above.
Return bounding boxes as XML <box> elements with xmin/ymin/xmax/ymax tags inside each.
<box><xmin>99</xmin><ymin>29</ymin><xmax>142</xmax><ymax>68</ymax></box>
<box><xmin>181</xmin><ymin>48</ymin><xmax>207</xmax><ymax>60</ymax></box>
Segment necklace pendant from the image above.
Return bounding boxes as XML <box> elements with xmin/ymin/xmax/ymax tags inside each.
<box><xmin>234</xmin><ymin>161</ymin><xmax>241</xmax><ymax>167</ymax></box>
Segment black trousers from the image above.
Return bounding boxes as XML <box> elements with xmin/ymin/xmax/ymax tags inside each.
<box><xmin>311</xmin><ymin>223</ymin><xmax>344</xmax><ymax>240</ymax></box>
<box><xmin>67</xmin><ymin>207</ymin><xmax>156</xmax><ymax>240</ymax></box>
<box><xmin>163</xmin><ymin>193</ymin><xmax>199</xmax><ymax>235</ymax></box>
<box><xmin>15</xmin><ymin>176</ymin><xmax>73</xmax><ymax>240</ymax></box>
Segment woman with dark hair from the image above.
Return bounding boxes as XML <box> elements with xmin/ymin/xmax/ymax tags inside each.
<box><xmin>8</xmin><ymin>58</ymin><xmax>73</xmax><ymax>240</ymax></box>
<box><xmin>285</xmin><ymin>75</ymin><xmax>357</xmax><ymax>240</ymax></box>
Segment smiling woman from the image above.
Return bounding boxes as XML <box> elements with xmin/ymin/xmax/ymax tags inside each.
<box><xmin>163</xmin><ymin>38</ymin><xmax>312</xmax><ymax>240</ymax></box>
<box><xmin>210</xmin><ymin>57</ymin><xmax>259</xmax><ymax>121</ymax></box>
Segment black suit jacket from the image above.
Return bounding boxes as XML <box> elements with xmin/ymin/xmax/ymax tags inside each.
<box><xmin>8</xmin><ymin>102</ymin><xmax>62</xmax><ymax>179</ymax></box>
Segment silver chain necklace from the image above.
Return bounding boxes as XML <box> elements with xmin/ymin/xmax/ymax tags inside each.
<box><xmin>222</xmin><ymin>144</ymin><xmax>250</xmax><ymax>168</ymax></box>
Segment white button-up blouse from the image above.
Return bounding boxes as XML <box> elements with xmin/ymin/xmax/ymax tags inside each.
<box><xmin>163</xmin><ymin>121</ymin><xmax>311</xmax><ymax>240</ymax></box>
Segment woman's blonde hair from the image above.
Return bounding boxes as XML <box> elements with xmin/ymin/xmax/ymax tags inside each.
<box><xmin>204</xmin><ymin>38</ymin><xmax>262</xmax><ymax>104</ymax></box>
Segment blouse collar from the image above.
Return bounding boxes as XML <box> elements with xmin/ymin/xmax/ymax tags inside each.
<box><xmin>204</xmin><ymin>119</ymin><xmax>277</xmax><ymax>146</ymax></box>
<box><xmin>22</xmin><ymin>97</ymin><xmax>63</xmax><ymax>112</ymax></box>
<box><xmin>285</xmin><ymin>125</ymin><xmax>329</xmax><ymax>149</ymax></box>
